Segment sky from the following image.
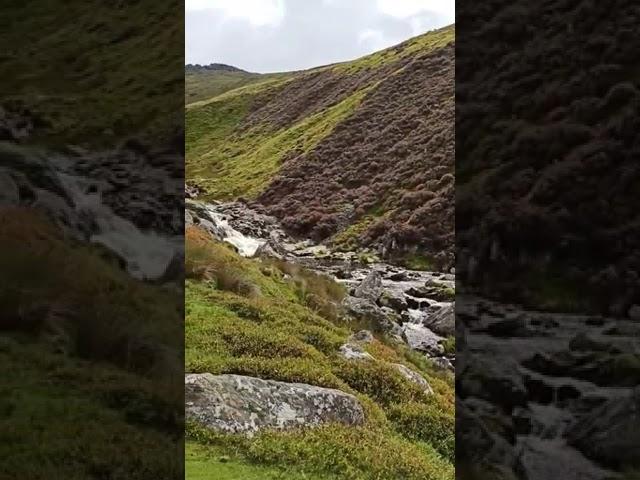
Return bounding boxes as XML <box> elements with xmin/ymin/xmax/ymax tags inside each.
<box><xmin>186</xmin><ymin>0</ymin><xmax>454</xmax><ymax>73</ymax></box>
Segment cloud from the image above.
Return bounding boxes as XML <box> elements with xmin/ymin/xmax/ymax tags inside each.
<box><xmin>186</xmin><ymin>0</ymin><xmax>454</xmax><ymax>72</ymax></box>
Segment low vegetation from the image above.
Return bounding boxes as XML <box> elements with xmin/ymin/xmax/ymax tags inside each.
<box><xmin>0</xmin><ymin>208</ymin><xmax>183</xmax><ymax>478</ymax></box>
<box><xmin>185</xmin><ymin>227</ymin><xmax>454</xmax><ymax>479</ymax></box>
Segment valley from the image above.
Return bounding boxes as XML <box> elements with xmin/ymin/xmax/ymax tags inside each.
<box><xmin>184</xmin><ymin>25</ymin><xmax>456</xmax><ymax>479</ymax></box>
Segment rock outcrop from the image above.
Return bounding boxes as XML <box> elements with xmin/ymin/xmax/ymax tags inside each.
<box><xmin>185</xmin><ymin>373</ymin><xmax>365</xmax><ymax>436</ymax></box>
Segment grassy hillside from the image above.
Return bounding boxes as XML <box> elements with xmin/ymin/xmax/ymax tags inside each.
<box><xmin>185</xmin><ymin>67</ymin><xmax>288</xmax><ymax>105</ymax></box>
<box><xmin>185</xmin><ymin>226</ymin><xmax>455</xmax><ymax>479</ymax></box>
<box><xmin>0</xmin><ymin>208</ymin><xmax>183</xmax><ymax>478</ymax></box>
<box><xmin>186</xmin><ymin>26</ymin><xmax>455</xmax><ymax>269</ymax></box>
<box><xmin>0</xmin><ymin>1</ymin><xmax>183</xmax><ymax>147</ymax></box>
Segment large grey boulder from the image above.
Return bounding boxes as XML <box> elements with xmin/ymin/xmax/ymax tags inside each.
<box><xmin>402</xmin><ymin>323</ymin><xmax>444</xmax><ymax>356</ymax></box>
<box><xmin>353</xmin><ymin>271</ymin><xmax>383</xmax><ymax>302</ymax></box>
<box><xmin>566</xmin><ymin>387</ymin><xmax>640</xmax><ymax>467</ymax></box>
<box><xmin>185</xmin><ymin>373</ymin><xmax>365</xmax><ymax>436</ymax></box>
<box><xmin>425</xmin><ymin>303</ymin><xmax>455</xmax><ymax>336</ymax></box>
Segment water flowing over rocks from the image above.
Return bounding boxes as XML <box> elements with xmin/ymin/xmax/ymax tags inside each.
<box><xmin>185</xmin><ymin>373</ymin><xmax>365</xmax><ymax>436</ymax></box>
<box><xmin>0</xmin><ymin>140</ymin><xmax>183</xmax><ymax>281</ymax></box>
<box><xmin>458</xmin><ymin>294</ymin><xmax>638</xmax><ymax>480</ymax></box>
<box><xmin>186</xmin><ymin>200</ymin><xmax>456</xmax><ymax>369</ymax></box>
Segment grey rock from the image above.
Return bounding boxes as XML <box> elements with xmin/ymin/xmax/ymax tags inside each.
<box><xmin>567</xmin><ymin>388</ymin><xmax>640</xmax><ymax>467</ymax></box>
<box><xmin>353</xmin><ymin>271</ymin><xmax>383</xmax><ymax>302</ymax></box>
<box><xmin>424</xmin><ymin>303</ymin><xmax>455</xmax><ymax>336</ymax></box>
<box><xmin>402</xmin><ymin>323</ymin><xmax>444</xmax><ymax>356</ymax></box>
<box><xmin>392</xmin><ymin>363</ymin><xmax>433</xmax><ymax>394</ymax></box>
<box><xmin>339</xmin><ymin>343</ymin><xmax>375</xmax><ymax>360</ymax></box>
<box><xmin>628</xmin><ymin>304</ymin><xmax>640</xmax><ymax>321</ymax></box>
<box><xmin>185</xmin><ymin>373</ymin><xmax>365</xmax><ymax>436</ymax></box>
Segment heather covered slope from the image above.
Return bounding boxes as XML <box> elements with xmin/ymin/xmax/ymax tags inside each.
<box><xmin>456</xmin><ymin>1</ymin><xmax>640</xmax><ymax>314</ymax></box>
<box><xmin>186</xmin><ymin>26</ymin><xmax>455</xmax><ymax>271</ymax></box>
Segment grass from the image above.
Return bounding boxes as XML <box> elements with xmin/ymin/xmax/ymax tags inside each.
<box><xmin>186</xmin><ymin>442</ymin><xmax>332</xmax><ymax>480</ymax></box>
<box><xmin>186</xmin><ymin>70</ymin><xmax>289</xmax><ymax>105</ymax></box>
<box><xmin>333</xmin><ymin>25</ymin><xmax>455</xmax><ymax>74</ymax></box>
<box><xmin>0</xmin><ymin>1</ymin><xmax>183</xmax><ymax>147</ymax></box>
<box><xmin>0</xmin><ymin>208</ymin><xmax>183</xmax><ymax>479</ymax></box>
<box><xmin>185</xmin><ymin>226</ymin><xmax>454</xmax><ymax>479</ymax></box>
<box><xmin>399</xmin><ymin>252</ymin><xmax>436</xmax><ymax>271</ymax></box>
<box><xmin>186</xmin><ymin>86</ymin><xmax>371</xmax><ymax>200</ymax></box>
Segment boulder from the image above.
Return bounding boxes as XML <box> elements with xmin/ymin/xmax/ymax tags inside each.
<box><xmin>353</xmin><ymin>271</ymin><xmax>383</xmax><ymax>303</ymax></box>
<box><xmin>343</xmin><ymin>296</ymin><xmax>401</xmax><ymax>333</ymax></box>
<box><xmin>402</xmin><ymin>323</ymin><xmax>444</xmax><ymax>356</ymax></box>
<box><xmin>566</xmin><ymin>387</ymin><xmax>640</xmax><ymax>468</ymax></box>
<box><xmin>378</xmin><ymin>290</ymin><xmax>409</xmax><ymax>313</ymax></box>
<box><xmin>424</xmin><ymin>303</ymin><xmax>455</xmax><ymax>336</ymax></box>
<box><xmin>392</xmin><ymin>363</ymin><xmax>433</xmax><ymax>394</ymax></box>
<box><xmin>185</xmin><ymin>373</ymin><xmax>365</xmax><ymax>436</ymax></box>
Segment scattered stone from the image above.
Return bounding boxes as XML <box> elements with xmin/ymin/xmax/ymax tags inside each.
<box><xmin>348</xmin><ymin>330</ymin><xmax>374</xmax><ymax>344</ymax></box>
<box><xmin>392</xmin><ymin>363</ymin><xmax>433</xmax><ymax>394</ymax></box>
<box><xmin>185</xmin><ymin>373</ymin><xmax>365</xmax><ymax>436</ymax></box>
<box><xmin>339</xmin><ymin>343</ymin><xmax>374</xmax><ymax>360</ymax></box>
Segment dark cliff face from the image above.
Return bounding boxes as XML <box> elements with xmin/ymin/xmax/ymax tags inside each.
<box><xmin>456</xmin><ymin>0</ymin><xmax>640</xmax><ymax>314</ymax></box>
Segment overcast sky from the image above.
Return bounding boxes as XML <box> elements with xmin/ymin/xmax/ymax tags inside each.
<box><xmin>186</xmin><ymin>0</ymin><xmax>454</xmax><ymax>73</ymax></box>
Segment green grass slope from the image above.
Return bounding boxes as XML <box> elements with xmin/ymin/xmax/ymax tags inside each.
<box><xmin>184</xmin><ymin>226</ymin><xmax>454</xmax><ymax>479</ymax></box>
<box><xmin>185</xmin><ymin>67</ymin><xmax>288</xmax><ymax>105</ymax></box>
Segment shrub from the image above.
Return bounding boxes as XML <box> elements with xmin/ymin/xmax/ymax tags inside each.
<box><xmin>387</xmin><ymin>402</ymin><xmax>455</xmax><ymax>461</ymax></box>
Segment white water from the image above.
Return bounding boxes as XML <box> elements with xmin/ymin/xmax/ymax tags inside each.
<box><xmin>56</xmin><ymin>172</ymin><xmax>181</xmax><ymax>281</ymax></box>
<box><xmin>199</xmin><ymin>203</ymin><xmax>265</xmax><ymax>257</ymax></box>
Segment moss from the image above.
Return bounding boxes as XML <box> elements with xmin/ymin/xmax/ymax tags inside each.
<box><xmin>387</xmin><ymin>402</ymin><xmax>455</xmax><ymax>461</ymax></box>
<box><xmin>441</xmin><ymin>336</ymin><xmax>456</xmax><ymax>355</ymax></box>
<box><xmin>399</xmin><ymin>252</ymin><xmax>436</xmax><ymax>271</ymax></box>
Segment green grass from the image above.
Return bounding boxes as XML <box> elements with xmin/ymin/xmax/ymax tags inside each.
<box><xmin>399</xmin><ymin>252</ymin><xmax>436</xmax><ymax>271</ymax></box>
<box><xmin>333</xmin><ymin>25</ymin><xmax>455</xmax><ymax>74</ymax></box>
<box><xmin>0</xmin><ymin>1</ymin><xmax>183</xmax><ymax>147</ymax></box>
<box><xmin>186</xmin><ymin>86</ymin><xmax>371</xmax><ymax>200</ymax></box>
<box><xmin>186</xmin><ymin>70</ymin><xmax>289</xmax><ymax>105</ymax></box>
<box><xmin>186</xmin><ymin>442</ymin><xmax>332</xmax><ymax>480</ymax></box>
<box><xmin>185</xmin><ymin>227</ymin><xmax>455</xmax><ymax>479</ymax></box>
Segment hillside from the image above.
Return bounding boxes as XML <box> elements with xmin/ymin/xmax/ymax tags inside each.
<box><xmin>0</xmin><ymin>1</ymin><xmax>183</xmax><ymax>148</ymax></box>
<box><xmin>185</xmin><ymin>64</ymin><xmax>289</xmax><ymax>104</ymax></box>
<box><xmin>184</xmin><ymin>225</ymin><xmax>454</xmax><ymax>479</ymax></box>
<box><xmin>456</xmin><ymin>1</ymin><xmax>640</xmax><ymax>315</ymax></box>
<box><xmin>186</xmin><ymin>26</ymin><xmax>455</xmax><ymax>271</ymax></box>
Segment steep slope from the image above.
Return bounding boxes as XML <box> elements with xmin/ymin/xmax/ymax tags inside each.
<box><xmin>0</xmin><ymin>1</ymin><xmax>183</xmax><ymax>147</ymax></box>
<box><xmin>186</xmin><ymin>26</ymin><xmax>454</xmax><ymax>271</ymax></box>
<box><xmin>456</xmin><ymin>1</ymin><xmax>640</xmax><ymax>314</ymax></box>
<box><xmin>184</xmin><ymin>226</ymin><xmax>454</xmax><ymax>479</ymax></box>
